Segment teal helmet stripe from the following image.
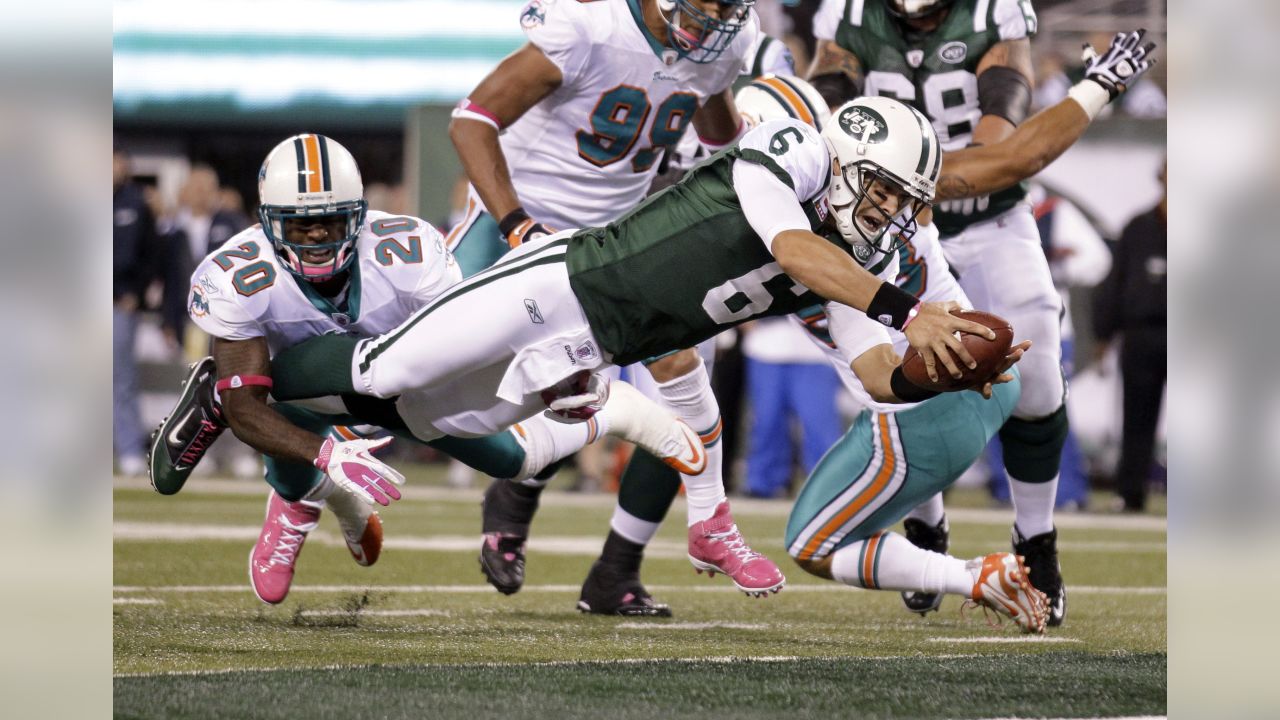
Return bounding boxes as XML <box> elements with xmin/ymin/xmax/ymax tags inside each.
<box><xmin>292</xmin><ymin>137</ymin><xmax>307</xmax><ymax>193</ymax></box>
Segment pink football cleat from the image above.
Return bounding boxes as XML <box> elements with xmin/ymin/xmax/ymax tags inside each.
<box><xmin>248</xmin><ymin>492</ymin><xmax>321</xmax><ymax>604</ymax></box>
<box><xmin>687</xmin><ymin>501</ymin><xmax>785</xmax><ymax>597</ymax></box>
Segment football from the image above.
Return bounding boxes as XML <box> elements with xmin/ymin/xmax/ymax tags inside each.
<box><xmin>900</xmin><ymin>310</ymin><xmax>1014</xmax><ymax>391</ymax></box>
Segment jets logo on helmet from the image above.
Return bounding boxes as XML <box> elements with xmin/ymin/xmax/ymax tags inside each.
<box><xmin>820</xmin><ymin>97</ymin><xmax>940</xmax><ymax>261</ymax></box>
<box><xmin>836</xmin><ymin>105</ymin><xmax>889</xmax><ymax>144</ymax></box>
<box><xmin>734</xmin><ymin>75</ymin><xmax>830</xmax><ymax>131</ymax></box>
<box><xmin>257</xmin><ymin>133</ymin><xmax>367</xmax><ymax>282</ymax></box>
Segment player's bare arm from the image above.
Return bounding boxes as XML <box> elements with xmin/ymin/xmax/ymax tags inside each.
<box><xmin>805</xmin><ymin>39</ymin><xmax>862</xmax><ymax>107</ymax></box>
<box><xmin>936</xmin><ymin>29</ymin><xmax>1158</xmax><ymax>201</ymax></box>
<box><xmin>970</xmin><ymin>38</ymin><xmax>1034</xmax><ymax>145</ymax></box>
<box><xmin>449</xmin><ymin>43</ymin><xmax>563</xmax><ymax>222</ymax></box>
<box><xmin>771</xmin><ymin>229</ymin><xmax>991</xmax><ymax>380</ymax></box>
<box><xmin>212</xmin><ymin>336</ymin><xmax>326</xmax><ymax>466</ymax></box>
<box><xmin>691</xmin><ymin>88</ymin><xmax>744</xmax><ymax>145</ymax></box>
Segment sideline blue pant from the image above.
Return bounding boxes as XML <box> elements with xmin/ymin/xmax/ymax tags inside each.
<box><xmin>744</xmin><ymin>359</ymin><xmax>843</xmax><ymax>498</ymax></box>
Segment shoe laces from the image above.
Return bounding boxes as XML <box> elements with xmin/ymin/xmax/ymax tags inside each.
<box><xmin>267</xmin><ymin>516</ymin><xmax>311</xmax><ymax>567</ymax></box>
<box><xmin>710</xmin><ymin>525</ymin><xmax>762</xmax><ymax>563</ymax></box>
<box><xmin>177</xmin><ymin>419</ymin><xmax>221</xmax><ymax>465</ymax></box>
<box><xmin>960</xmin><ymin>599</ymin><xmax>1005</xmax><ymax>629</ymax></box>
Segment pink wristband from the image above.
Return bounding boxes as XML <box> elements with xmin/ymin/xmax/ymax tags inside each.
<box><xmin>900</xmin><ymin>303</ymin><xmax>922</xmax><ymax>331</ymax></box>
<box><xmin>215</xmin><ymin>374</ymin><xmax>274</xmax><ymax>392</ymax></box>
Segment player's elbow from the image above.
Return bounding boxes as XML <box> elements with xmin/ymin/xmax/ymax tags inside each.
<box><xmin>865</xmin><ymin>376</ymin><xmax>898</xmax><ymax>404</ymax></box>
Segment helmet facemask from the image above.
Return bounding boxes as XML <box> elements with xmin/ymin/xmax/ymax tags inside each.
<box><xmin>828</xmin><ymin>160</ymin><xmax>929</xmax><ymax>263</ymax></box>
<box><xmin>657</xmin><ymin>0</ymin><xmax>755</xmax><ymax>64</ymax></box>
<box><xmin>259</xmin><ymin>200</ymin><xmax>367</xmax><ymax>282</ymax></box>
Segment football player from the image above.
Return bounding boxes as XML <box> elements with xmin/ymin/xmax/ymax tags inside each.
<box><xmin>808</xmin><ymin>0</ymin><xmax>1154</xmax><ymax>626</ymax></box>
<box><xmin>148</xmin><ymin>134</ymin><xmax>702</xmax><ymax>604</ymax></box>
<box><xmin>446</xmin><ymin>0</ymin><xmax>787</xmax><ymax>608</ymax></box>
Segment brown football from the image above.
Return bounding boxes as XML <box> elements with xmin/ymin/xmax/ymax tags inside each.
<box><xmin>900</xmin><ymin>310</ymin><xmax>1014</xmax><ymax>391</ymax></box>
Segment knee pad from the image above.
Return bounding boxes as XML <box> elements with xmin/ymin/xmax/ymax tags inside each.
<box><xmin>999</xmin><ymin>405</ymin><xmax>1069</xmax><ymax>483</ymax></box>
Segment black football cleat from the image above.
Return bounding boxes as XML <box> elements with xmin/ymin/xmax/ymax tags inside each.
<box><xmin>479</xmin><ymin>531</ymin><xmax>526</xmax><ymax>595</ymax></box>
<box><xmin>148</xmin><ymin>357</ymin><xmax>226</xmax><ymax>495</ymax></box>
<box><xmin>901</xmin><ymin>516</ymin><xmax>949</xmax><ymax>615</ymax></box>
<box><xmin>1013</xmin><ymin>525</ymin><xmax>1067</xmax><ymax>627</ymax></box>
<box><xmin>478</xmin><ymin>478</ymin><xmax>541</xmax><ymax>595</ymax></box>
<box><xmin>576</xmin><ymin>560</ymin><xmax>672</xmax><ymax>617</ymax></box>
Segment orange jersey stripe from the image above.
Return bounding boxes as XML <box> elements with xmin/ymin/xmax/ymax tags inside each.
<box><xmin>333</xmin><ymin>426</ymin><xmax>360</xmax><ymax>441</ymax></box>
<box><xmin>798</xmin><ymin>414</ymin><xmax>896</xmax><ymax>560</ymax></box>
<box><xmin>445</xmin><ymin>197</ymin><xmax>478</xmax><ymax>249</ymax></box>
<box><xmin>303</xmin><ymin>134</ymin><xmax>322</xmax><ymax>193</ymax></box>
<box><xmin>760</xmin><ymin>76</ymin><xmax>814</xmax><ymax>127</ymax></box>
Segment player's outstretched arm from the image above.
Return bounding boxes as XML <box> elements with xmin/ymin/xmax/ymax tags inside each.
<box><xmin>772</xmin><ymin>230</ymin><xmax>994</xmax><ymax>380</ymax></box>
<box><xmin>449</xmin><ymin>43</ymin><xmax>562</xmax><ymax>242</ymax></box>
<box><xmin>214</xmin><ymin>337</ymin><xmax>405</xmax><ymax>506</ymax></box>
<box><xmin>804</xmin><ymin>39</ymin><xmax>863</xmax><ymax>108</ymax></box>
<box><xmin>936</xmin><ymin>29</ymin><xmax>1158</xmax><ymax>201</ymax></box>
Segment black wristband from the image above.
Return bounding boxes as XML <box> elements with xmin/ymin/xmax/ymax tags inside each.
<box><xmin>498</xmin><ymin>208</ymin><xmax>531</xmax><ymax>236</ymax></box>
<box><xmin>977</xmin><ymin>66</ymin><xmax>1032</xmax><ymax>126</ymax></box>
<box><xmin>890</xmin><ymin>366</ymin><xmax>942</xmax><ymax>402</ymax></box>
<box><xmin>866</xmin><ymin>282</ymin><xmax>919</xmax><ymax>330</ymax></box>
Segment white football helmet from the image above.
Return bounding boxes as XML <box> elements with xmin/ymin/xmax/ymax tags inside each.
<box><xmin>886</xmin><ymin>0</ymin><xmax>955</xmax><ymax>20</ymax></box>
<box><xmin>734</xmin><ymin>75</ymin><xmax>831</xmax><ymax>131</ymax></box>
<box><xmin>258</xmin><ymin>133</ymin><xmax>367</xmax><ymax>281</ymax></box>
<box><xmin>820</xmin><ymin>97</ymin><xmax>940</xmax><ymax>258</ymax></box>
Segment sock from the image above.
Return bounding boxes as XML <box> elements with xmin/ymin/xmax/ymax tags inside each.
<box><xmin>598</xmin><ymin>528</ymin><xmax>646</xmax><ymax>575</ymax></box>
<box><xmin>904</xmin><ymin>493</ymin><xmax>945</xmax><ymax>526</ymax></box>
<box><xmin>653</xmin><ymin>361</ymin><xmax>725</xmax><ymax>525</ymax></box>
<box><xmin>510</xmin><ymin>413</ymin><xmax>601</xmax><ymax>482</ymax></box>
<box><xmin>829</xmin><ymin>532</ymin><xmax>975</xmax><ymax>596</ymax></box>
<box><xmin>609</xmin><ymin>505</ymin><xmax>662</xmax><ymax>546</ymax></box>
<box><xmin>1009</xmin><ymin>475</ymin><xmax>1058</xmax><ymax>537</ymax></box>
<box><xmin>300</xmin><ymin>473</ymin><xmax>336</xmax><ymax>503</ymax></box>
<box><xmin>617</xmin><ymin>448</ymin><xmax>682</xmax><ymax>524</ymax></box>
<box><xmin>321</xmin><ymin>481</ymin><xmax>363</xmax><ymax>520</ymax></box>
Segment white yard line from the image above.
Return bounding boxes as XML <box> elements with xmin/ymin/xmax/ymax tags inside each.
<box><xmin>113</xmin><ymin>477</ymin><xmax>1168</xmax><ymax>532</ymax></box>
<box><xmin>929</xmin><ymin>636</ymin><xmax>1082</xmax><ymax>644</ymax></box>
<box><xmin>297</xmin><ymin>608</ymin><xmax>450</xmax><ymax>618</ymax></box>
<box><xmin>113</xmin><ymin>522</ymin><xmax>1166</xmax><ymax>558</ymax></box>
<box><xmin>114</xmin><ymin>583</ymin><xmax>1165</xmax><ymax>595</ymax></box>
<box><xmin>113</xmin><ymin>597</ymin><xmax>163</xmax><ymax>605</ymax></box>
<box><xmin>113</xmin><ymin>653</ymin><xmax>985</xmax><ymax>678</ymax></box>
<box><xmin>615</xmin><ymin>621</ymin><xmax>769</xmax><ymax>630</ymax></box>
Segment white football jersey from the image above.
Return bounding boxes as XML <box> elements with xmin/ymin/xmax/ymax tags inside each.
<box><xmin>493</xmin><ymin>0</ymin><xmax>757</xmax><ymax>229</ymax></box>
<box><xmin>188</xmin><ymin>210</ymin><xmax>460</xmax><ymax>356</ymax></box>
<box><xmin>799</xmin><ymin>223</ymin><xmax>971</xmax><ymax>414</ymax></box>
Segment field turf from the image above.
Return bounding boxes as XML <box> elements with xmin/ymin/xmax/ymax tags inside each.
<box><xmin>113</xmin><ymin>470</ymin><xmax>1166</xmax><ymax>719</ymax></box>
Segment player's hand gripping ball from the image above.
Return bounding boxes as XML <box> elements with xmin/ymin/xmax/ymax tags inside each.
<box><xmin>901</xmin><ymin>310</ymin><xmax>1014</xmax><ymax>391</ymax></box>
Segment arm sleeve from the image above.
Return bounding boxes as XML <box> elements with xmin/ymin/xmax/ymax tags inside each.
<box><xmin>189</xmin><ymin>282</ymin><xmax>263</xmax><ymax>341</ymax></box>
<box><xmin>992</xmin><ymin>0</ymin><xmax>1037</xmax><ymax>40</ymax></box>
<box><xmin>523</xmin><ymin>1</ymin><xmax>592</xmax><ymax>87</ymax></box>
<box><xmin>732</xmin><ymin>162</ymin><xmax>812</xmax><ymax>253</ymax></box>
<box><xmin>813</xmin><ymin>0</ymin><xmax>845</xmax><ymax>41</ymax></box>
<box><xmin>826</xmin><ymin>300</ymin><xmax>893</xmax><ymax>366</ymax></box>
<box><xmin>411</xmin><ymin>225</ymin><xmax>465</xmax><ymax>307</ymax></box>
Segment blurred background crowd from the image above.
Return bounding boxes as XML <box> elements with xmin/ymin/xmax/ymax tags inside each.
<box><xmin>114</xmin><ymin>0</ymin><xmax>1166</xmax><ymax>511</ymax></box>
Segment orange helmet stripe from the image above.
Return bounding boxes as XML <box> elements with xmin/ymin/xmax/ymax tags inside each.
<box><xmin>758</xmin><ymin>76</ymin><xmax>814</xmax><ymax>127</ymax></box>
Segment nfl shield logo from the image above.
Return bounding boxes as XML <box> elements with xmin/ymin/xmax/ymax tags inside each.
<box><xmin>906</xmin><ymin>49</ymin><xmax>924</xmax><ymax>68</ymax></box>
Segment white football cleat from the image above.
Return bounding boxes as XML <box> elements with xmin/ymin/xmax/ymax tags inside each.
<box><xmin>601</xmin><ymin>381</ymin><xmax>706</xmax><ymax>475</ymax></box>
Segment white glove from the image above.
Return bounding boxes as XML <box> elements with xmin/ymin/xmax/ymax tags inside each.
<box><xmin>313</xmin><ymin>436</ymin><xmax>406</xmax><ymax>506</ymax></box>
<box><xmin>1082</xmin><ymin>29</ymin><xmax>1158</xmax><ymax>99</ymax></box>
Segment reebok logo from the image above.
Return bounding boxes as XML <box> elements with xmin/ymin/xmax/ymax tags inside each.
<box><xmin>524</xmin><ymin>299</ymin><xmax>544</xmax><ymax>324</ymax></box>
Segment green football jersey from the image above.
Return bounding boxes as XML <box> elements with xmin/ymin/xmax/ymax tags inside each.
<box><xmin>566</xmin><ymin>126</ymin><xmax>892</xmax><ymax>366</ymax></box>
<box><xmin>828</xmin><ymin>0</ymin><xmax>1038</xmax><ymax>236</ymax></box>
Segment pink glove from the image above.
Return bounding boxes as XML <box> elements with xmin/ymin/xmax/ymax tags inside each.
<box><xmin>313</xmin><ymin>436</ymin><xmax>406</xmax><ymax>506</ymax></box>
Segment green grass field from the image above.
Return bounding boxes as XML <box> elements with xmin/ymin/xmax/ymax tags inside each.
<box><xmin>113</xmin><ymin>470</ymin><xmax>1166</xmax><ymax>719</ymax></box>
